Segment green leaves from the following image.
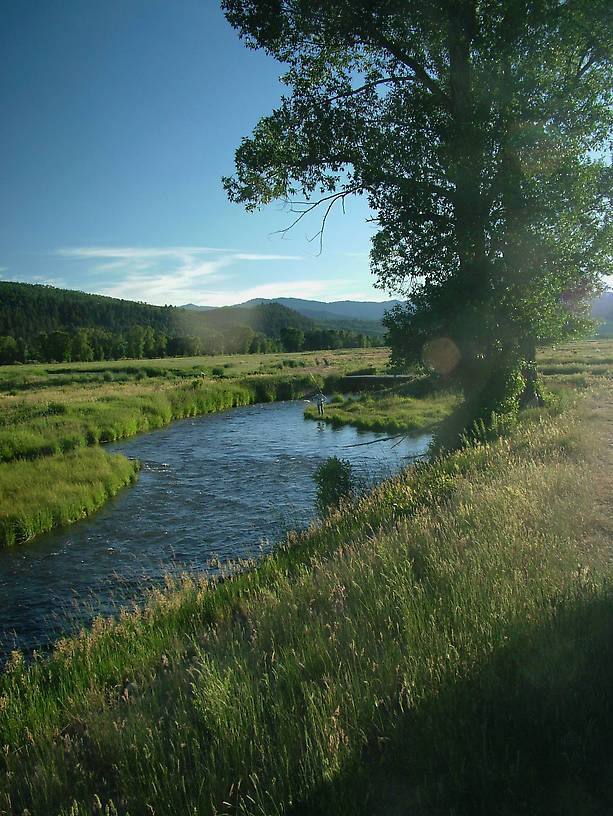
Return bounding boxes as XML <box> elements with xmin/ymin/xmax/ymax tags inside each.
<box><xmin>224</xmin><ymin>0</ymin><xmax>612</xmax><ymax>414</ymax></box>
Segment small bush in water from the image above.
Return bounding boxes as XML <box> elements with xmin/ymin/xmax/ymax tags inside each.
<box><xmin>313</xmin><ymin>456</ymin><xmax>355</xmax><ymax>516</ymax></box>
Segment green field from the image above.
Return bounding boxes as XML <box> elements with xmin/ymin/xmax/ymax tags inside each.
<box><xmin>0</xmin><ymin>347</ymin><xmax>391</xmax><ymax>394</ymax></box>
<box><xmin>0</xmin><ymin>340</ymin><xmax>612</xmax><ymax>814</ymax></box>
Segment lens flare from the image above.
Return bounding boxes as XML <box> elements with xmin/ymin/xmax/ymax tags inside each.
<box><xmin>422</xmin><ymin>337</ymin><xmax>461</xmax><ymax>375</ymax></box>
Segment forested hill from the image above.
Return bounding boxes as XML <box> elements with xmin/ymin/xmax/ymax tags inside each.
<box><xmin>0</xmin><ymin>281</ymin><xmax>382</xmax><ymax>363</ymax></box>
<box><xmin>181</xmin><ymin>302</ymin><xmax>313</xmax><ymax>336</ymax></box>
<box><xmin>181</xmin><ymin>301</ymin><xmax>385</xmax><ymax>337</ymax></box>
<box><xmin>0</xmin><ymin>281</ymin><xmax>174</xmax><ymax>338</ymax></box>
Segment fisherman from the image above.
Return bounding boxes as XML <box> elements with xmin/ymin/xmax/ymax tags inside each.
<box><xmin>316</xmin><ymin>390</ymin><xmax>325</xmax><ymax>416</ymax></box>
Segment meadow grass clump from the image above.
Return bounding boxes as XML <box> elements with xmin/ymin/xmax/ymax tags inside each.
<box><xmin>0</xmin><ymin>377</ymin><xmax>610</xmax><ymax>814</ymax></box>
<box><xmin>346</xmin><ymin>365</ymin><xmax>378</xmax><ymax>375</ymax></box>
<box><xmin>0</xmin><ymin>426</ymin><xmax>59</xmax><ymax>461</ymax></box>
<box><xmin>0</xmin><ymin>448</ymin><xmax>139</xmax><ymax>547</ymax></box>
<box><xmin>313</xmin><ymin>456</ymin><xmax>355</xmax><ymax>516</ymax></box>
<box><xmin>305</xmin><ymin>387</ymin><xmax>459</xmax><ymax>435</ymax></box>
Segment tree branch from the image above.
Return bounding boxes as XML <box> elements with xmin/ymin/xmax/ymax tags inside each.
<box><xmin>273</xmin><ymin>187</ymin><xmax>362</xmax><ymax>254</ymax></box>
<box><xmin>575</xmin><ymin>51</ymin><xmax>599</xmax><ymax>81</ymax></box>
<box><xmin>329</xmin><ymin>74</ymin><xmax>414</xmax><ymax>103</ymax></box>
<box><xmin>365</xmin><ymin>30</ymin><xmax>450</xmax><ymax>108</ymax></box>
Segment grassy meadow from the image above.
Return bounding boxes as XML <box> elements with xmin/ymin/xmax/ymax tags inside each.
<box><xmin>0</xmin><ymin>339</ymin><xmax>612</xmax><ymax>813</ymax></box>
<box><xmin>0</xmin><ymin>349</ymin><xmax>390</xmax><ymax>547</ymax></box>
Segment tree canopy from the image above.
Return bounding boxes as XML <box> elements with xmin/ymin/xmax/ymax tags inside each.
<box><xmin>223</xmin><ymin>0</ymin><xmax>613</xmax><ymax>420</ymax></box>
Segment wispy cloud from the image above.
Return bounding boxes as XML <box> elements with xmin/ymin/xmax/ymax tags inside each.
<box><xmin>55</xmin><ymin>246</ymin><xmax>301</xmax><ymax>263</ymax></box>
<box><xmin>203</xmin><ymin>279</ymin><xmax>333</xmax><ymax>307</ymax></box>
<box><xmin>55</xmin><ymin>246</ymin><xmax>234</xmax><ymax>261</ymax></box>
<box><xmin>233</xmin><ymin>253</ymin><xmax>301</xmax><ymax>262</ymax></box>
<box><xmin>53</xmin><ymin>245</ymin><xmax>304</xmax><ymax>306</ymax></box>
<box><xmin>49</xmin><ymin>244</ymin><xmax>385</xmax><ymax>306</ymax></box>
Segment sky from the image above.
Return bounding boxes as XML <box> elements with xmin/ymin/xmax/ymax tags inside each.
<box><xmin>0</xmin><ymin>0</ymin><xmax>384</xmax><ymax>308</ymax></box>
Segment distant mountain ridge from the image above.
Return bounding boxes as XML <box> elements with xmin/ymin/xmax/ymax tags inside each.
<box><xmin>181</xmin><ymin>297</ymin><xmax>401</xmax><ymax>335</ymax></box>
<box><xmin>236</xmin><ymin>297</ymin><xmax>402</xmax><ymax>323</ymax></box>
<box><xmin>180</xmin><ymin>303</ymin><xmax>215</xmax><ymax>312</ymax></box>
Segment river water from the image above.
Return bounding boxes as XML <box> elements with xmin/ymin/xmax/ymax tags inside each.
<box><xmin>0</xmin><ymin>400</ymin><xmax>430</xmax><ymax>660</ymax></box>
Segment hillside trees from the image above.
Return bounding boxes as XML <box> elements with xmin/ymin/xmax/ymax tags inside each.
<box><xmin>0</xmin><ymin>282</ymin><xmax>379</xmax><ymax>362</ymax></box>
<box><xmin>0</xmin><ymin>336</ymin><xmax>21</xmax><ymax>365</ymax></box>
<box><xmin>223</xmin><ymin>0</ymin><xmax>613</xmax><ymax>422</ymax></box>
<box><xmin>279</xmin><ymin>326</ymin><xmax>305</xmax><ymax>351</ymax></box>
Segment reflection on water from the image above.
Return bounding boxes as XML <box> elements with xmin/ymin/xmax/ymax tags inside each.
<box><xmin>0</xmin><ymin>400</ymin><xmax>430</xmax><ymax>659</ymax></box>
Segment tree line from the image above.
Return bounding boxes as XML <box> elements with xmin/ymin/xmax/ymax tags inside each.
<box><xmin>0</xmin><ymin>281</ymin><xmax>383</xmax><ymax>364</ymax></box>
<box><xmin>0</xmin><ymin>324</ymin><xmax>379</xmax><ymax>364</ymax></box>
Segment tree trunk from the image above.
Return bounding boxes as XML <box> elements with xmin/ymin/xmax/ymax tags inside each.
<box><xmin>448</xmin><ymin>3</ymin><xmax>487</xmax><ymax>294</ymax></box>
<box><xmin>519</xmin><ymin>339</ymin><xmax>544</xmax><ymax>408</ymax></box>
<box><xmin>446</xmin><ymin>4</ymin><xmax>492</xmax><ymax>401</ymax></box>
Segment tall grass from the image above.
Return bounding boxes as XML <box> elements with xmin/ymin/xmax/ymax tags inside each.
<box><xmin>0</xmin><ymin>373</ymin><xmax>318</xmax><ymax>546</ymax></box>
<box><xmin>0</xmin><ymin>390</ymin><xmax>609</xmax><ymax>814</ymax></box>
<box><xmin>0</xmin><ymin>448</ymin><xmax>140</xmax><ymax>546</ymax></box>
<box><xmin>0</xmin><ymin>348</ymin><xmax>391</xmax><ymax>394</ymax></box>
<box><xmin>0</xmin><ymin>374</ymin><xmax>317</xmax><ymax>466</ymax></box>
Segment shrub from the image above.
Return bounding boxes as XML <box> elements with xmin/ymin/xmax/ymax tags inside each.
<box><xmin>313</xmin><ymin>456</ymin><xmax>355</xmax><ymax>516</ymax></box>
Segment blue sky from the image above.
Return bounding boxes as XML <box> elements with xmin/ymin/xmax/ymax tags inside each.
<box><xmin>0</xmin><ymin>0</ymin><xmax>382</xmax><ymax>307</ymax></box>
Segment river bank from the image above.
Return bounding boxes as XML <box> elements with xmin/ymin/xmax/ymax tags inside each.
<box><xmin>1</xmin><ymin>348</ymin><xmax>456</xmax><ymax>548</ymax></box>
<box><xmin>305</xmin><ymin>376</ymin><xmax>459</xmax><ymax>434</ymax></box>
<box><xmin>1</xmin><ymin>340</ymin><xmax>612</xmax><ymax>814</ymax></box>
<box><xmin>0</xmin><ymin>400</ymin><xmax>428</xmax><ymax>660</ymax></box>
<box><xmin>0</xmin><ymin>364</ymin><xmax>330</xmax><ymax>547</ymax></box>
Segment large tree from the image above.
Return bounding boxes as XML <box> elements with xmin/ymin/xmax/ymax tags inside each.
<box><xmin>223</xmin><ymin>0</ymin><xmax>612</xmax><ymax>418</ymax></box>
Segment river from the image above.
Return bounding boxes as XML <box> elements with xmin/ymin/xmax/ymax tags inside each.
<box><xmin>0</xmin><ymin>399</ymin><xmax>430</xmax><ymax>660</ymax></box>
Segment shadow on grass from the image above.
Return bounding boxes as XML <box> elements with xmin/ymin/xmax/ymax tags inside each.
<box><xmin>429</xmin><ymin>399</ymin><xmax>473</xmax><ymax>454</ymax></box>
<box><xmin>292</xmin><ymin>586</ymin><xmax>613</xmax><ymax>816</ymax></box>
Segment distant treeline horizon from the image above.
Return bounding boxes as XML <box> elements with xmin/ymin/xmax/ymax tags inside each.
<box><xmin>0</xmin><ymin>281</ymin><xmax>384</xmax><ymax>364</ymax></box>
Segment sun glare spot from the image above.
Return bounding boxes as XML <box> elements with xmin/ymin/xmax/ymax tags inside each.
<box><xmin>422</xmin><ymin>338</ymin><xmax>461</xmax><ymax>375</ymax></box>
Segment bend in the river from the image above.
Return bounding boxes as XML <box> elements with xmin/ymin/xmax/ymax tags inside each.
<box><xmin>0</xmin><ymin>399</ymin><xmax>430</xmax><ymax>660</ymax></box>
